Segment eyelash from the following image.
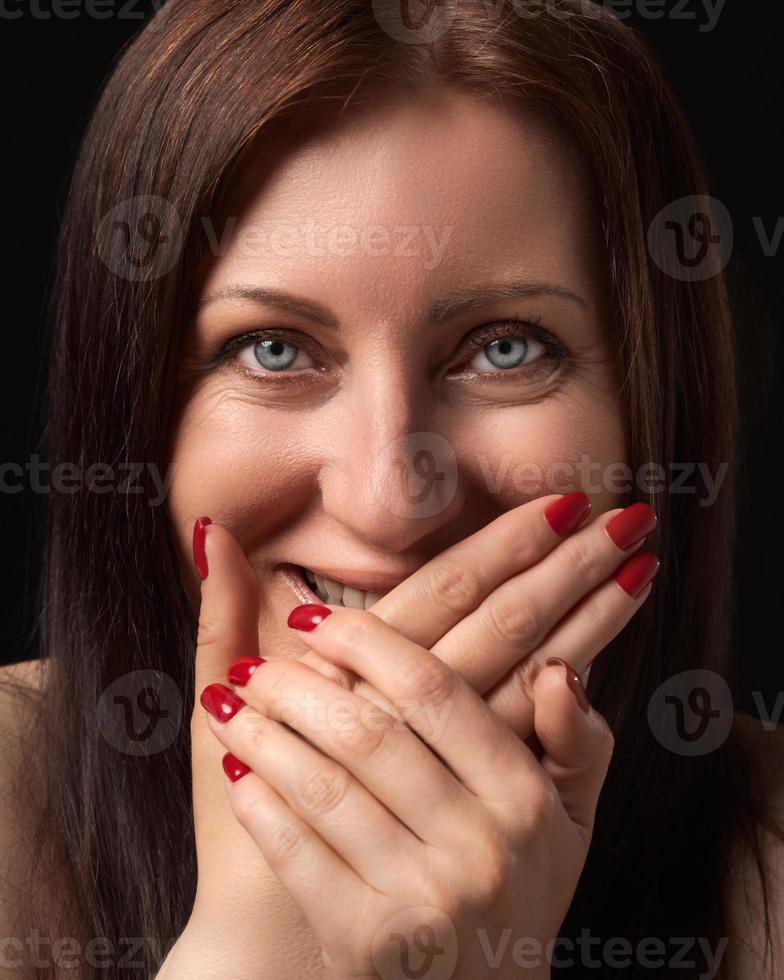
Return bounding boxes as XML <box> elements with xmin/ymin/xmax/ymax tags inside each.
<box><xmin>214</xmin><ymin>316</ymin><xmax>569</xmax><ymax>384</ymax></box>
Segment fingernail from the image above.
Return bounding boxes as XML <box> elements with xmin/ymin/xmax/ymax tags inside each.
<box><xmin>605</xmin><ymin>503</ymin><xmax>657</xmax><ymax>551</ymax></box>
<box><xmin>228</xmin><ymin>656</ymin><xmax>267</xmax><ymax>686</ymax></box>
<box><xmin>613</xmin><ymin>550</ymin><xmax>660</xmax><ymax>598</ymax></box>
<box><xmin>545</xmin><ymin>657</ymin><xmax>591</xmax><ymax>714</ymax></box>
<box><xmin>200</xmin><ymin>683</ymin><xmax>245</xmax><ymax>722</ymax></box>
<box><xmin>192</xmin><ymin>516</ymin><xmax>212</xmax><ymax>579</ymax></box>
<box><xmin>222</xmin><ymin>752</ymin><xmax>251</xmax><ymax>782</ymax></box>
<box><xmin>287</xmin><ymin>603</ymin><xmax>332</xmax><ymax>631</ymax></box>
<box><xmin>543</xmin><ymin>492</ymin><xmax>592</xmax><ymax>536</ymax></box>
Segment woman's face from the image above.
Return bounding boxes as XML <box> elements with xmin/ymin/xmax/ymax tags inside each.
<box><xmin>166</xmin><ymin>85</ymin><xmax>627</xmax><ymax>657</ymax></box>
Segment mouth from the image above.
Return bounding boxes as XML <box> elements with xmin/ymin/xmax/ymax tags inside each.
<box><xmin>275</xmin><ymin>563</ymin><xmax>388</xmax><ymax>610</ymax></box>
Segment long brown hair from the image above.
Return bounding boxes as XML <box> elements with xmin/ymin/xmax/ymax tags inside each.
<box><xmin>9</xmin><ymin>0</ymin><xmax>773</xmax><ymax>975</ymax></box>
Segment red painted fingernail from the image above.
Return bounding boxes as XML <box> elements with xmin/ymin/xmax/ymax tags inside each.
<box><xmin>228</xmin><ymin>656</ymin><xmax>267</xmax><ymax>686</ymax></box>
<box><xmin>613</xmin><ymin>550</ymin><xmax>660</xmax><ymax>598</ymax></box>
<box><xmin>287</xmin><ymin>603</ymin><xmax>332</xmax><ymax>631</ymax></box>
<box><xmin>222</xmin><ymin>752</ymin><xmax>251</xmax><ymax>782</ymax></box>
<box><xmin>543</xmin><ymin>492</ymin><xmax>591</xmax><ymax>536</ymax></box>
<box><xmin>200</xmin><ymin>683</ymin><xmax>245</xmax><ymax>722</ymax></box>
<box><xmin>192</xmin><ymin>516</ymin><xmax>212</xmax><ymax>579</ymax></box>
<box><xmin>605</xmin><ymin>503</ymin><xmax>657</xmax><ymax>551</ymax></box>
<box><xmin>545</xmin><ymin>657</ymin><xmax>591</xmax><ymax>714</ymax></box>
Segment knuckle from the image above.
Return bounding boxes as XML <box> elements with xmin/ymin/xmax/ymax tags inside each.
<box><xmin>596</xmin><ymin>717</ymin><xmax>616</xmax><ymax>761</ymax></box>
<box><xmin>516</xmin><ymin>782</ymin><xmax>559</xmax><ymax>839</ymax></box>
<box><xmin>561</xmin><ymin>535</ymin><xmax>602</xmax><ymax>582</ymax></box>
<box><xmin>327</xmin><ymin>612</ymin><xmax>374</xmax><ymax>652</ymax></box>
<box><xmin>485</xmin><ymin>594</ymin><xmax>543</xmax><ymax>649</ymax></box>
<box><xmin>587</xmin><ymin>592</ymin><xmax>623</xmax><ymax>634</ymax></box>
<box><xmin>427</xmin><ymin>556</ymin><xmax>483</xmax><ymax>615</ymax></box>
<box><xmin>263</xmin><ymin>815</ymin><xmax>307</xmax><ymax>866</ymax></box>
<box><xmin>417</xmin><ymin>880</ymin><xmax>460</xmax><ymax>924</ymax></box>
<box><xmin>474</xmin><ymin>840</ymin><xmax>512</xmax><ymax>904</ymax></box>
<box><xmin>333</xmin><ymin>710</ymin><xmax>390</xmax><ymax>758</ymax></box>
<box><xmin>301</xmin><ymin>652</ymin><xmax>355</xmax><ymax>690</ymax></box>
<box><xmin>258</xmin><ymin>661</ymin><xmax>297</xmax><ymax>721</ymax></box>
<box><xmin>399</xmin><ymin>657</ymin><xmax>457</xmax><ymax>709</ymax></box>
<box><xmin>295</xmin><ymin>766</ymin><xmax>350</xmax><ymax>817</ymax></box>
<box><xmin>507</xmin><ymin>655</ymin><xmax>539</xmax><ymax>702</ymax></box>
<box><xmin>234</xmin><ymin>704</ymin><xmax>269</xmax><ymax>746</ymax></box>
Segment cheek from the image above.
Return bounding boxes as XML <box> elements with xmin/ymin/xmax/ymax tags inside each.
<box><xmin>448</xmin><ymin>392</ymin><xmax>627</xmax><ymax>514</ymax></box>
<box><xmin>165</xmin><ymin>392</ymin><xmax>317</xmax><ymax>543</ymax></box>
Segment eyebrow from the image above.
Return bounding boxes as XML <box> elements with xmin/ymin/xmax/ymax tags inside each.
<box><xmin>198</xmin><ymin>278</ymin><xmax>587</xmax><ymax>326</ymax></box>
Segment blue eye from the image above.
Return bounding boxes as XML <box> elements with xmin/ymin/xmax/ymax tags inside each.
<box><xmin>460</xmin><ymin>317</ymin><xmax>562</xmax><ymax>375</ymax></box>
<box><xmin>237</xmin><ymin>337</ymin><xmax>316</xmax><ymax>374</ymax></box>
<box><xmin>469</xmin><ymin>334</ymin><xmax>543</xmax><ymax>372</ymax></box>
<box><xmin>215</xmin><ymin>315</ymin><xmax>567</xmax><ymax>386</ymax></box>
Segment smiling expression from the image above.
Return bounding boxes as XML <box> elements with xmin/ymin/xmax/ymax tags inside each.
<box><xmin>165</xmin><ymin>84</ymin><xmax>627</xmax><ymax>657</ymax></box>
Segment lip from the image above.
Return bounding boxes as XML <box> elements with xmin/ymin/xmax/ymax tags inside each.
<box><xmin>275</xmin><ymin>563</ymin><xmax>323</xmax><ymax>605</ymax></box>
<box><xmin>274</xmin><ymin>561</ymin><xmax>413</xmax><ymax>596</ymax></box>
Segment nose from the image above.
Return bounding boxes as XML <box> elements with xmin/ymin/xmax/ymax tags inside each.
<box><xmin>317</xmin><ymin>376</ymin><xmax>466</xmax><ymax>554</ymax></box>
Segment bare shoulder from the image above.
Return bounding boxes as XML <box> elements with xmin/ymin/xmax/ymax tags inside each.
<box><xmin>0</xmin><ymin>659</ymin><xmax>50</xmax><ymax>978</ymax></box>
<box><xmin>720</xmin><ymin>712</ymin><xmax>784</xmax><ymax>979</ymax></box>
<box><xmin>0</xmin><ymin>656</ymin><xmax>49</xmax><ymax>700</ymax></box>
<box><xmin>0</xmin><ymin>657</ymin><xmax>48</xmax><ymax>765</ymax></box>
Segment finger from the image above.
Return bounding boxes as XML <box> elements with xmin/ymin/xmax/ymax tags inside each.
<box><xmin>203</xmin><ymin>691</ymin><xmax>418</xmax><ymax>891</ymax></box>
<box><xmin>531</xmin><ymin>657</ymin><xmax>615</xmax><ymax>839</ymax></box>
<box><xmin>288</xmin><ymin>605</ymin><xmax>540</xmax><ymax>805</ymax></box>
<box><xmin>193</xmin><ymin>519</ymin><xmax>261</xmax><ymax>697</ymax></box>
<box><xmin>431</xmin><ymin>503</ymin><xmax>656</xmax><ymax>692</ymax></box>
<box><xmin>229</xmin><ymin>657</ymin><xmax>478</xmax><ymax>847</ymax></box>
<box><xmin>485</xmin><ymin>555</ymin><xmax>658</xmax><ymax>736</ymax></box>
<box><xmin>370</xmin><ymin>491</ymin><xmax>592</xmax><ymax>646</ymax></box>
<box><xmin>217</xmin><ymin>760</ymin><xmax>366</xmax><ymax>939</ymax></box>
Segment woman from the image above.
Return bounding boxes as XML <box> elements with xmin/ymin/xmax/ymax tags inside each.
<box><xmin>1</xmin><ymin>0</ymin><xmax>781</xmax><ymax>977</ymax></box>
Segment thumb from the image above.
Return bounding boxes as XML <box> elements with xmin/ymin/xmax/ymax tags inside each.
<box><xmin>532</xmin><ymin>657</ymin><xmax>614</xmax><ymax>839</ymax></box>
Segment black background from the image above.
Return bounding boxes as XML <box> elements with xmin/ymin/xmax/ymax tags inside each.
<box><xmin>0</xmin><ymin>1</ymin><xmax>781</xmax><ymax>717</ymax></box>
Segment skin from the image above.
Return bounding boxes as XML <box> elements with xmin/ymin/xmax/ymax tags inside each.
<box><xmin>167</xmin><ymin>83</ymin><xmax>627</xmax><ymax>631</ymax></box>
<box><xmin>160</xmin><ymin>86</ymin><xmax>651</xmax><ymax>978</ymax></box>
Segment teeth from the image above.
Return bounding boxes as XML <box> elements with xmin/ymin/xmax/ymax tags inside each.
<box><xmin>301</xmin><ymin>567</ymin><xmax>384</xmax><ymax>609</ymax></box>
<box><xmin>342</xmin><ymin>586</ymin><xmax>365</xmax><ymax>609</ymax></box>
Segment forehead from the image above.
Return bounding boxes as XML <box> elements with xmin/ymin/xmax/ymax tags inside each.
<box><xmin>199</xmin><ymin>87</ymin><xmax>606</xmax><ymax>320</ymax></box>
